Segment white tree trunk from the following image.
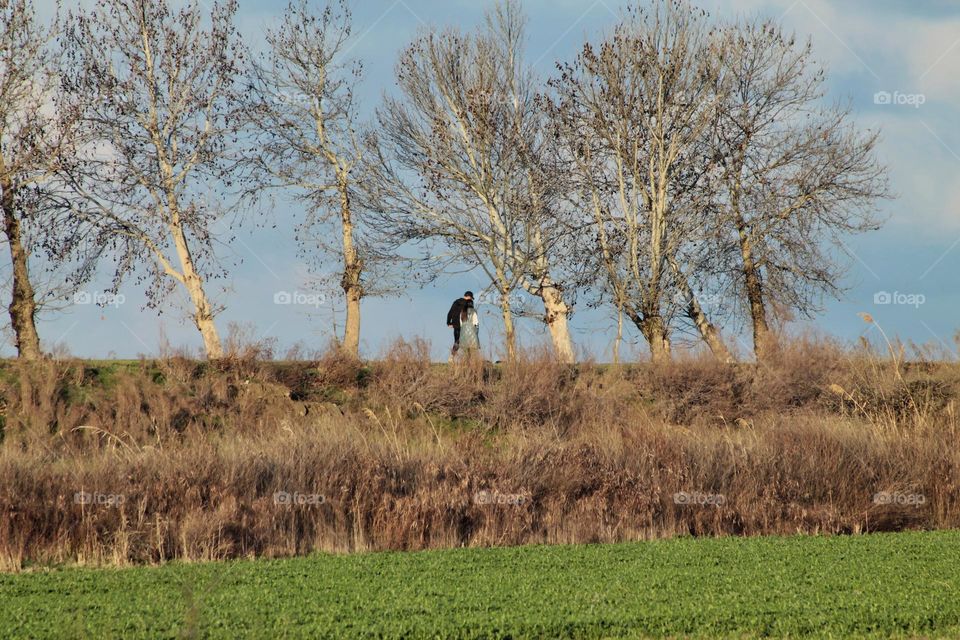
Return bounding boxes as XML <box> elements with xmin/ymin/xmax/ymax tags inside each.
<box><xmin>500</xmin><ymin>292</ymin><xmax>516</xmax><ymax>361</ymax></box>
<box><xmin>170</xmin><ymin>217</ymin><xmax>223</xmax><ymax>359</ymax></box>
<box><xmin>540</xmin><ymin>284</ymin><xmax>574</xmax><ymax>363</ymax></box>
<box><xmin>613</xmin><ymin>302</ymin><xmax>623</xmax><ymax>365</ymax></box>
<box><xmin>339</xmin><ymin>173</ymin><xmax>362</xmax><ymax>358</ymax></box>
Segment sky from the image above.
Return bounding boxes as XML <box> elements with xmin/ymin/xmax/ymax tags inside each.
<box><xmin>14</xmin><ymin>0</ymin><xmax>960</xmax><ymax>361</ymax></box>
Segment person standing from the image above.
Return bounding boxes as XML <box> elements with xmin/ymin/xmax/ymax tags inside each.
<box><xmin>446</xmin><ymin>291</ymin><xmax>474</xmax><ymax>358</ymax></box>
<box><xmin>458</xmin><ymin>298</ymin><xmax>480</xmax><ymax>357</ymax></box>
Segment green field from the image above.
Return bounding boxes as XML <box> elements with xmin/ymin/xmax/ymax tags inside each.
<box><xmin>3</xmin><ymin>531</ymin><xmax>959</xmax><ymax>639</ymax></box>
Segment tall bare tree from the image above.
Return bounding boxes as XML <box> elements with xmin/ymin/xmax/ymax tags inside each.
<box><xmin>548</xmin><ymin>1</ymin><xmax>732</xmax><ymax>363</ymax></box>
<box><xmin>0</xmin><ymin>0</ymin><xmax>51</xmax><ymax>359</ymax></box>
<box><xmin>0</xmin><ymin>0</ymin><xmax>100</xmax><ymax>359</ymax></box>
<box><xmin>711</xmin><ymin>18</ymin><xmax>889</xmax><ymax>359</ymax></box>
<box><xmin>61</xmin><ymin>0</ymin><xmax>244</xmax><ymax>359</ymax></box>
<box><xmin>365</xmin><ymin>0</ymin><xmax>578</xmax><ymax>361</ymax></box>
<box><xmin>242</xmin><ymin>0</ymin><xmax>369</xmax><ymax>357</ymax></box>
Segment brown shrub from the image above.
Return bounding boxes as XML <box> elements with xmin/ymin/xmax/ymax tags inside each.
<box><xmin>365</xmin><ymin>339</ymin><xmax>498</xmax><ymax>429</ymax></box>
<box><xmin>1</xmin><ymin>338</ymin><xmax>959</xmax><ymax>570</ymax></box>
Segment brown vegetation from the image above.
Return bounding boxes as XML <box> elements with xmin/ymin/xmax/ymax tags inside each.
<box><xmin>1</xmin><ymin>337</ymin><xmax>958</xmax><ymax>571</ymax></box>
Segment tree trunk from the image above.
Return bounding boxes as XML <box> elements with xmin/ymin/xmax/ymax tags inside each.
<box><xmin>613</xmin><ymin>301</ymin><xmax>623</xmax><ymax>365</ymax></box>
<box><xmin>1</xmin><ymin>178</ymin><xmax>42</xmax><ymax>360</ymax></box>
<box><xmin>184</xmin><ymin>268</ymin><xmax>223</xmax><ymax>360</ymax></box>
<box><xmin>338</xmin><ymin>173</ymin><xmax>362</xmax><ymax>358</ymax></box>
<box><xmin>529</xmin><ymin>225</ymin><xmax>575</xmax><ymax>363</ymax></box>
<box><xmin>343</xmin><ymin>279</ymin><xmax>361</xmax><ymax>357</ymax></box>
<box><xmin>737</xmin><ymin>220</ymin><xmax>773</xmax><ymax>359</ymax></box>
<box><xmin>646</xmin><ymin>322</ymin><xmax>671</xmax><ymax>364</ymax></box>
<box><xmin>686</xmin><ymin>296</ymin><xmax>733</xmax><ymax>362</ymax></box>
<box><xmin>539</xmin><ymin>281</ymin><xmax>574</xmax><ymax>364</ymax></box>
<box><xmin>523</xmin><ymin>182</ymin><xmax>574</xmax><ymax>363</ymax></box>
<box><xmin>169</xmin><ymin>216</ymin><xmax>223</xmax><ymax>359</ymax></box>
<box><xmin>500</xmin><ymin>290</ymin><xmax>516</xmax><ymax>361</ymax></box>
<box><xmin>631</xmin><ymin>310</ymin><xmax>671</xmax><ymax>364</ymax></box>
<box><xmin>670</xmin><ymin>261</ymin><xmax>734</xmax><ymax>362</ymax></box>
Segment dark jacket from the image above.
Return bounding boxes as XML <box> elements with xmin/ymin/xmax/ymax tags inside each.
<box><xmin>447</xmin><ymin>298</ymin><xmax>468</xmax><ymax>328</ymax></box>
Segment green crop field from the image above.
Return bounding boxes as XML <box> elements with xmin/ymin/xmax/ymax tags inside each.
<box><xmin>3</xmin><ymin>531</ymin><xmax>959</xmax><ymax>639</ymax></box>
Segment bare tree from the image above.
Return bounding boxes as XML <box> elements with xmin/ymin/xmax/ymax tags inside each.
<box><xmin>0</xmin><ymin>0</ymin><xmax>50</xmax><ymax>359</ymax></box>
<box><xmin>548</xmin><ymin>1</ymin><xmax>732</xmax><ymax>363</ymax></box>
<box><xmin>60</xmin><ymin>0</ymin><xmax>244</xmax><ymax>359</ymax></box>
<box><xmin>242</xmin><ymin>0</ymin><xmax>374</xmax><ymax>358</ymax></box>
<box><xmin>711</xmin><ymin>18</ymin><xmax>889</xmax><ymax>359</ymax></box>
<box><xmin>0</xmin><ymin>0</ymin><xmax>100</xmax><ymax>359</ymax></box>
<box><xmin>365</xmin><ymin>0</ymin><xmax>578</xmax><ymax>361</ymax></box>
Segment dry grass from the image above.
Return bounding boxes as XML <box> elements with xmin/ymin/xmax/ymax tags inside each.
<box><xmin>1</xmin><ymin>337</ymin><xmax>958</xmax><ymax>570</ymax></box>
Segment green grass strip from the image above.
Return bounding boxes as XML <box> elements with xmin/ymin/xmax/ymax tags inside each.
<box><xmin>2</xmin><ymin>530</ymin><xmax>958</xmax><ymax>638</ymax></box>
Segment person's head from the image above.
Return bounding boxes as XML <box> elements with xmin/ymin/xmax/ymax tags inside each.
<box><xmin>461</xmin><ymin>297</ymin><xmax>475</xmax><ymax>322</ymax></box>
<box><xmin>463</xmin><ymin>290</ymin><xmax>474</xmax><ymax>301</ymax></box>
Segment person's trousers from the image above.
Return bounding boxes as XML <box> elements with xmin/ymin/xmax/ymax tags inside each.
<box><xmin>452</xmin><ymin>326</ymin><xmax>461</xmax><ymax>353</ymax></box>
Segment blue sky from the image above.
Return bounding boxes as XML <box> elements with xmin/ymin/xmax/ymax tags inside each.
<box><xmin>16</xmin><ymin>0</ymin><xmax>960</xmax><ymax>361</ymax></box>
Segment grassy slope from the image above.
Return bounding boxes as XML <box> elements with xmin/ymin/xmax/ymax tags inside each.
<box><xmin>2</xmin><ymin>531</ymin><xmax>959</xmax><ymax>639</ymax></box>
